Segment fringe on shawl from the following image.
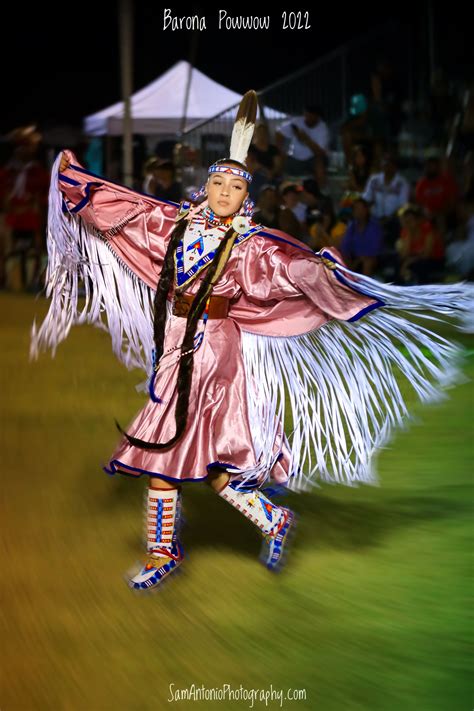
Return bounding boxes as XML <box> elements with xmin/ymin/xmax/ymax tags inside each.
<box><xmin>30</xmin><ymin>155</ymin><xmax>156</xmax><ymax>374</ymax></box>
<box><xmin>30</xmin><ymin>169</ymin><xmax>473</xmax><ymax>493</ymax></box>
<box><xmin>238</xmin><ymin>257</ymin><xmax>474</xmax><ymax>492</ymax></box>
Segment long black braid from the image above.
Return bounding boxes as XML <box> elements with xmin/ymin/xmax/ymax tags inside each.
<box><xmin>115</xmin><ymin>215</ymin><xmax>237</xmax><ymax>451</ymax></box>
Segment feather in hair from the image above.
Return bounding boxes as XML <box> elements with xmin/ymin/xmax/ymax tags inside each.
<box><xmin>229</xmin><ymin>90</ymin><xmax>258</xmax><ymax>165</ymax></box>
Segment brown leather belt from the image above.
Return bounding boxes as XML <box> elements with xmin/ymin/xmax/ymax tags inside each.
<box><xmin>172</xmin><ymin>293</ymin><xmax>230</xmax><ymax>319</ymax></box>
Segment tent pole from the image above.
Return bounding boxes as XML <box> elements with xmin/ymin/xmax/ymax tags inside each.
<box><xmin>119</xmin><ymin>0</ymin><xmax>134</xmax><ymax>186</ymax></box>
<box><xmin>180</xmin><ymin>32</ymin><xmax>198</xmax><ymax>135</ymax></box>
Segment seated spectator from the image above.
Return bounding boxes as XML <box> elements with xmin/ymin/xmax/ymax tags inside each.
<box><xmin>148</xmin><ymin>161</ymin><xmax>182</xmax><ymax>203</ymax></box>
<box><xmin>245</xmin><ymin>147</ymin><xmax>272</xmax><ymax>203</ymax></box>
<box><xmin>415</xmin><ymin>149</ymin><xmax>458</xmax><ymax>233</ymax></box>
<box><xmin>142</xmin><ymin>157</ymin><xmax>160</xmax><ymax>194</ymax></box>
<box><xmin>250</xmin><ymin>123</ymin><xmax>282</xmax><ymax>179</ymax></box>
<box><xmin>253</xmin><ymin>185</ymin><xmax>281</xmax><ymax>230</ymax></box>
<box><xmin>396</xmin><ymin>204</ymin><xmax>445</xmax><ymax>284</ymax></box>
<box><xmin>278</xmin><ymin>184</ymin><xmax>306</xmax><ymax>240</ymax></box>
<box><xmin>276</xmin><ymin>105</ymin><xmax>330</xmax><ymax>183</ymax></box>
<box><xmin>340</xmin><ymin>198</ymin><xmax>383</xmax><ymax>276</ymax></box>
<box><xmin>445</xmin><ymin>197</ymin><xmax>474</xmax><ymax>280</ymax></box>
<box><xmin>362</xmin><ymin>152</ymin><xmax>409</xmax><ymax>247</ymax></box>
<box><xmin>180</xmin><ymin>146</ymin><xmax>208</xmax><ymax>200</ymax></box>
<box><xmin>307</xmin><ymin>205</ymin><xmax>348</xmax><ymax>253</ymax></box>
<box><xmin>300</xmin><ymin>178</ymin><xmax>334</xmax><ymax>224</ymax></box>
<box><xmin>153</xmin><ymin>139</ymin><xmax>178</xmax><ymax>162</ymax></box>
<box><xmin>346</xmin><ymin>143</ymin><xmax>374</xmax><ymax>192</ymax></box>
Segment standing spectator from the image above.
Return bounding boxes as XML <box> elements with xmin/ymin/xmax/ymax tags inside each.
<box><xmin>340</xmin><ymin>198</ymin><xmax>383</xmax><ymax>276</ymax></box>
<box><xmin>340</xmin><ymin>94</ymin><xmax>371</xmax><ymax>165</ymax></box>
<box><xmin>415</xmin><ymin>149</ymin><xmax>458</xmax><ymax>233</ymax></box>
<box><xmin>276</xmin><ymin>105</ymin><xmax>330</xmax><ymax>183</ymax></box>
<box><xmin>429</xmin><ymin>69</ymin><xmax>458</xmax><ymax>144</ymax></box>
<box><xmin>396</xmin><ymin>204</ymin><xmax>445</xmax><ymax>284</ymax></box>
<box><xmin>0</xmin><ymin>142</ymin><xmax>13</xmax><ymax>289</ymax></box>
<box><xmin>339</xmin><ymin>94</ymin><xmax>385</xmax><ymax>167</ymax></box>
<box><xmin>457</xmin><ymin>83</ymin><xmax>474</xmax><ymax>156</ymax></box>
<box><xmin>3</xmin><ymin>126</ymin><xmax>49</xmax><ymax>291</ymax></box>
<box><xmin>362</xmin><ymin>152</ymin><xmax>409</xmax><ymax>247</ymax></box>
<box><xmin>371</xmin><ymin>58</ymin><xmax>403</xmax><ymax>142</ymax></box>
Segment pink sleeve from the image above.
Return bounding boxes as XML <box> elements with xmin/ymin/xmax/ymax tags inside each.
<box><xmin>58</xmin><ymin>150</ymin><xmax>179</xmax><ymax>289</ymax></box>
<box><xmin>287</xmin><ymin>247</ymin><xmax>382</xmax><ymax>322</ymax></box>
<box><xmin>231</xmin><ymin>232</ymin><xmax>381</xmax><ymax>337</ymax></box>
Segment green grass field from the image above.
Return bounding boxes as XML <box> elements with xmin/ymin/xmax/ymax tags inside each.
<box><xmin>1</xmin><ymin>293</ymin><xmax>473</xmax><ymax>711</ymax></box>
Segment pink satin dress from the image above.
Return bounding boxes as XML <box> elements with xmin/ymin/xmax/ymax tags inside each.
<box><xmin>58</xmin><ymin>154</ymin><xmax>378</xmax><ymax>486</ymax></box>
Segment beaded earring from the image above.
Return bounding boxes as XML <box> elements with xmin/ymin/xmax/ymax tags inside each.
<box><xmin>191</xmin><ymin>184</ymin><xmax>207</xmax><ymax>202</ymax></box>
<box><xmin>242</xmin><ymin>196</ymin><xmax>255</xmax><ymax>217</ymax></box>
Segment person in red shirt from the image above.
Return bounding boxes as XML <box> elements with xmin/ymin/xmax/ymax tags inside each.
<box><xmin>415</xmin><ymin>152</ymin><xmax>458</xmax><ymax>233</ymax></box>
<box><xmin>396</xmin><ymin>203</ymin><xmax>445</xmax><ymax>284</ymax></box>
<box><xmin>3</xmin><ymin>126</ymin><xmax>49</xmax><ymax>290</ymax></box>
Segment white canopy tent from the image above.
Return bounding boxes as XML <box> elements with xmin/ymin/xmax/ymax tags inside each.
<box><xmin>84</xmin><ymin>61</ymin><xmax>247</xmax><ymax>136</ymax></box>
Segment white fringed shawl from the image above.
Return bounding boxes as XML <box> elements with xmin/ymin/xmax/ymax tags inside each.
<box><xmin>31</xmin><ymin>156</ymin><xmax>474</xmax><ymax>492</ymax></box>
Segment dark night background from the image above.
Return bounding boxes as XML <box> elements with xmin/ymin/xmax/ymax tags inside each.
<box><xmin>1</xmin><ymin>2</ymin><xmax>471</xmax><ymax>134</ymax></box>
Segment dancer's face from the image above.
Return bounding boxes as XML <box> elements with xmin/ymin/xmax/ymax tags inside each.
<box><xmin>207</xmin><ymin>168</ymin><xmax>248</xmax><ymax>217</ymax></box>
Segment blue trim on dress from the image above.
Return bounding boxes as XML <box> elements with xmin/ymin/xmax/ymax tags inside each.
<box><xmin>59</xmin><ymin>173</ymin><xmax>80</xmax><ymax>186</ymax></box>
<box><xmin>104</xmin><ymin>451</ymin><xmax>285</xmax><ymax>484</ymax></box>
<box><xmin>318</xmin><ymin>248</ymin><xmax>386</xmax><ymax>319</ymax></box>
<box><xmin>148</xmin><ymin>370</ymin><xmax>163</xmax><ymax>403</ymax></box>
<box><xmin>207</xmin><ymin>452</ymin><xmax>284</xmax><ymax>472</ymax></box>
<box><xmin>258</xmin><ymin>230</ymin><xmax>314</xmax><ymax>255</ymax></box>
<box><xmin>103</xmin><ymin>459</ymin><xmax>208</xmax><ymax>482</ymax></box>
<box><xmin>69</xmin><ymin>181</ymin><xmax>103</xmax><ymax>213</ymax></box>
<box><xmin>256</xmin><ymin>235</ymin><xmax>385</xmax><ymax>319</ymax></box>
<box><xmin>69</xmin><ymin>163</ymin><xmax>180</xmax><ymax>207</ymax></box>
<box><xmin>347</xmin><ymin>301</ymin><xmax>382</xmax><ymax>321</ymax></box>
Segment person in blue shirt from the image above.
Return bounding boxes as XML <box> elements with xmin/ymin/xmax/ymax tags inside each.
<box><xmin>340</xmin><ymin>197</ymin><xmax>383</xmax><ymax>276</ymax></box>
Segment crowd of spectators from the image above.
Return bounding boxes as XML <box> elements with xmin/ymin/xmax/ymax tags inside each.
<box><xmin>1</xmin><ymin>68</ymin><xmax>473</xmax><ymax>292</ymax></box>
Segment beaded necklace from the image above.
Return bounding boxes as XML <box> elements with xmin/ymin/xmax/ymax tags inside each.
<box><xmin>202</xmin><ymin>205</ymin><xmax>239</xmax><ymax>229</ymax></box>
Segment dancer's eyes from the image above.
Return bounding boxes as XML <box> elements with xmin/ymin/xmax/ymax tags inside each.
<box><xmin>211</xmin><ymin>179</ymin><xmax>243</xmax><ymax>191</ymax></box>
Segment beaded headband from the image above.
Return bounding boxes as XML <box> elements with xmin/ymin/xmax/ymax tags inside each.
<box><xmin>208</xmin><ymin>163</ymin><xmax>253</xmax><ymax>183</ymax></box>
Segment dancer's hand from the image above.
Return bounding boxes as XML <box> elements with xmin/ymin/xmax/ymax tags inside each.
<box><xmin>59</xmin><ymin>151</ymin><xmax>70</xmax><ymax>173</ymax></box>
<box><xmin>320</xmin><ymin>256</ymin><xmax>337</xmax><ymax>270</ymax></box>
